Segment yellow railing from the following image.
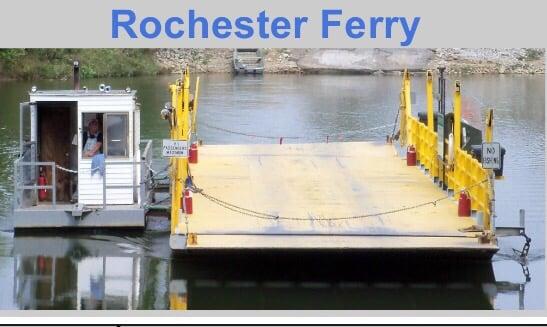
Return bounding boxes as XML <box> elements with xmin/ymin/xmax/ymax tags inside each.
<box><xmin>401</xmin><ymin>70</ymin><xmax>438</xmax><ymax>178</ymax></box>
<box><xmin>400</xmin><ymin>70</ymin><xmax>494</xmax><ymax>230</ymax></box>
<box><xmin>406</xmin><ymin>116</ymin><xmax>439</xmax><ymax>178</ymax></box>
<box><xmin>447</xmin><ymin>148</ymin><xmax>492</xmax><ymax>222</ymax></box>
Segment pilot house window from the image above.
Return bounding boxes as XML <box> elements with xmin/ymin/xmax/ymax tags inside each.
<box><xmin>81</xmin><ymin>113</ymin><xmax>129</xmax><ymax>158</ymax></box>
<box><xmin>105</xmin><ymin>113</ymin><xmax>129</xmax><ymax>157</ymax></box>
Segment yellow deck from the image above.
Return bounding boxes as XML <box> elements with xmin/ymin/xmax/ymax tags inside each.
<box><xmin>171</xmin><ymin>141</ymin><xmax>497</xmax><ymax>255</ymax></box>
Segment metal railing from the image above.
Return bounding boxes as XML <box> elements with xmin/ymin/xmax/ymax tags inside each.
<box><xmin>13</xmin><ymin>139</ymin><xmax>154</xmax><ymax>210</ymax></box>
<box><xmin>14</xmin><ymin>160</ymin><xmax>57</xmax><ymax>209</ymax></box>
<box><xmin>400</xmin><ymin>69</ymin><xmax>493</xmax><ymax>230</ymax></box>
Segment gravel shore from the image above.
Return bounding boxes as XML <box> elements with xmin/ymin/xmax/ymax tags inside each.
<box><xmin>155</xmin><ymin>48</ymin><xmax>544</xmax><ymax>75</ymax></box>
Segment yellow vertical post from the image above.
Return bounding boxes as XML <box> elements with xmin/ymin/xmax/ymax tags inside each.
<box><xmin>453</xmin><ymin>81</ymin><xmax>462</xmax><ymax>150</ymax></box>
<box><xmin>170</xmin><ymin>67</ymin><xmax>191</xmax><ymax>235</ymax></box>
<box><xmin>403</xmin><ymin>69</ymin><xmax>412</xmax><ymax>119</ymax></box>
<box><xmin>182</xmin><ymin>67</ymin><xmax>191</xmax><ymax>139</ymax></box>
<box><xmin>403</xmin><ymin>69</ymin><xmax>412</xmax><ymax>147</ymax></box>
<box><xmin>399</xmin><ymin>88</ymin><xmax>407</xmax><ymax>146</ymax></box>
<box><xmin>485</xmin><ymin>108</ymin><xmax>494</xmax><ymax>232</ymax></box>
<box><xmin>192</xmin><ymin>77</ymin><xmax>200</xmax><ymax>134</ymax></box>
<box><xmin>169</xmin><ymin>84</ymin><xmax>179</xmax><ymax>233</ymax></box>
<box><xmin>426</xmin><ymin>70</ymin><xmax>434</xmax><ymax>131</ymax></box>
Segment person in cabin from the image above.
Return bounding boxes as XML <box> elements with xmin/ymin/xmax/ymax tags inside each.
<box><xmin>82</xmin><ymin>119</ymin><xmax>103</xmax><ymax>157</ymax></box>
<box><xmin>83</xmin><ymin>118</ymin><xmax>106</xmax><ymax>176</ymax></box>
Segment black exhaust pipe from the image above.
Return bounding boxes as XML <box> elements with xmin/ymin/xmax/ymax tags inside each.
<box><xmin>73</xmin><ymin>60</ymin><xmax>80</xmax><ymax>90</ymax></box>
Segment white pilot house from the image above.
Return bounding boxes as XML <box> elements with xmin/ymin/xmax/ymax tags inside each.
<box><xmin>13</xmin><ymin>62</ymin><xmax>153</xmax><ymax>228</ymax></box>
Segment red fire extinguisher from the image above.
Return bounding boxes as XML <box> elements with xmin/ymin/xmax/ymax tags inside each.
<box><xmin>406</xmin><ymin>145</ymin><xmax>417</xmax><ymax>166</ymax></box>
<box><xmin>189</xmin><ymin>142</ymin><xmax>198</xmax><ymax>164</ymax></box>
<box><xmin>458</xmin><ymin>191</ymin><xmax>471</xmax><ymax>217</ymax></box>
<box><xmin>181</xmin><ymin>188</ymin><xmax>193</xmax><ymax>214</ymax></box>
<box><xmin>37</xmin><ymin>256</ymin><xmax>46</xmax><ymax>272</ymax></box>
<box><xmin>38</xmin><ymin>167</ymin><xmax>48</xmax><ymax>201</ymax></box>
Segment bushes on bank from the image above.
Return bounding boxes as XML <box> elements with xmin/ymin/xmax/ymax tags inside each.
<box><xmin>0</xmin><ymin>49</ymin><xmax>162</xmax><ymax>80</ymax></box>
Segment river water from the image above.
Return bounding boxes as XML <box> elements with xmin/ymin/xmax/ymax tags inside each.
<box><xmin>0</xmin><ymin>73</ymin><xmax>544</xmax><ymax>310</ymax></box>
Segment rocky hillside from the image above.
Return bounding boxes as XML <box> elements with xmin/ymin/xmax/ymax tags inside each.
<box><xmin>155</xmin><ymin>48</ymin><xmax>544</xmax><ymax>75</ymax></box>
<box><xmin>429</xmin><ymin>48</ymin><xmax>544</xmax><ymax>74</ymax></box>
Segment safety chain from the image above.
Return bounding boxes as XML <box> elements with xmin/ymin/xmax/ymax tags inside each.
<box><xmin>55</xmin><ymin>161</ymin><xmax>168</xmax><ymax>176</ymax></box>
<box><xmin>201</xmin><ymin>122</ymin><xmax>395</xmax><ymax>143</ymax></box>
<box><xmin>56</xmin><ymin>164</ymin><xmax>102</xmax><ymax>174</ymax></box>
<box><xmin>201</xmin><ymin>122</ymin><xmax>300</xmax><ymax>140</ymax></box>
<box><xmin>55</xmin><ymin>165</ymin><xmax>78</xmax><ymax>174</ymax></box>
<box><xmin>188</xmin><ymin>178</ymin><xmax>489</xmax><ymax>222</ymax></box>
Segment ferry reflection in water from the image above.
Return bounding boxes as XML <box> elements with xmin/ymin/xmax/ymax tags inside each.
<box><xmin>14</xmin><ymin>256</ymin><xmax>141</xmax><ymax>310</ymax></box>
<box><xmin>10</xmin><ymin>233</ymin><xmax>528</xmax><ymax>310</ymax></box>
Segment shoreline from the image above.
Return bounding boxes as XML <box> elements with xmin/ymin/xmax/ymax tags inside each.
<box><xmin>157</xmin><ymin>48</ymin><xmax>545</xmax><ymax>76</ymax></box>
<box><xmin>1</xmin><ymin>48</ymin><xmax>543</xmax><ymax>81</ymax></box>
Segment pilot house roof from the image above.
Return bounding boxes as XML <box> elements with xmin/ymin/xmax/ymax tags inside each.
<box><xmin>29</xmin><ymin>89</ymin><xmax>137</xmax><ymax>97</ymax></box>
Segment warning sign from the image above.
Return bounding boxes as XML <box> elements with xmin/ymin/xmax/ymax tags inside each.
<box><xmin>162</xmin><ymin>139</ymin><xmax>188</xmax><ymax>157</ymax></box>
<box><xmin>481</xmin><ymin>142</ymin><xmax>501</xmax><ymax>169</ymax></box>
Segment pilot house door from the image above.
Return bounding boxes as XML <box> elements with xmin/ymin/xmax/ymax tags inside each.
<box><xmin>38</xmin><ymin>104</ymin><xmax>73</xmax><ymax>202</ymax></box>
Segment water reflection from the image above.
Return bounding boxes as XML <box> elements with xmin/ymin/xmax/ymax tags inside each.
<box><xmin>8</xmin><ymin>232</ymin><xmax>530</xmax><ymax>310</ymax></box>
<box><xmin>13</xmin><ymin>256</ymin><xmax>142</xmax><ymax>310</ymax></box>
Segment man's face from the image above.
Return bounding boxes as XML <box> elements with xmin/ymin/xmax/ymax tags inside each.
<box><xmin>89</xmin><ymin>122</ymin><xmax>98</xmax><ymax>134</ymax></box>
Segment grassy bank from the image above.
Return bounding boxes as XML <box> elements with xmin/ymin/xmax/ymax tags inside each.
<box><xmin>0</xmin><ymin>49</ymin><xmax>163</xmax><ymax>80</ymax></box>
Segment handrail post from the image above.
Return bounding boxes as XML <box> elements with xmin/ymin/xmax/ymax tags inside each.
<box><xmin>103</xmin><ymin>162</ymin><xmax>107</xmax><ymax>209</ymax></box>
<box><xmin>51</xmin><ymin>163</ymin><xmax>56</xmax><ymax>209</ymax></box>
<box><xmin>19</xmin><ymin>103</ymin><xmax>24</xmax><ymax>156</ymax></box>
<box><xmin>13</xmin><ymin>160</ymin><xmax>19</xmax><ymax>208</ymax></box>
<box><xmin>30</xmin><ymin>102</ymin><xmax>37</xmax><ymax>182</ymax></box>
<box><xmin>426</xmin><ymin>70</ymin><xmax>434</xmax><ymax>131</ymax></box>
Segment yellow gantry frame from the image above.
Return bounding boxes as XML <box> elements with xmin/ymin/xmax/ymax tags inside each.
<box><xmin>400</xmin><ymin>70</ymin><xmax>494</xmax><ymax>230</ymax></box>
<box><xmin>169</xmin><ymin>67</ymin><xmax>196</xmax><ymax>234</ymax></box>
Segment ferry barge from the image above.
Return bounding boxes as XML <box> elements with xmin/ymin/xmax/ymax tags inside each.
<box><xmin>166</xmin><ymin>68</ymin><xmax>528</xmax><ymax>259</ymax></box>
